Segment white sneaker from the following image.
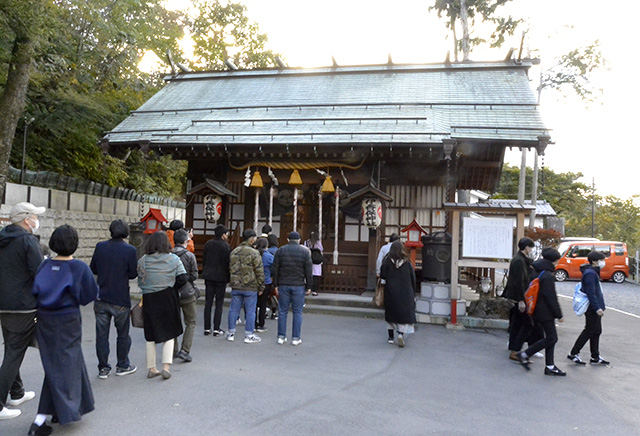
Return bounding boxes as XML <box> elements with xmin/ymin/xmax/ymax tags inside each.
<box><xmin>277</xmin><ymin>337</ymin><xmax>287</xmax><ymax>345</ymax></box>
<box><xmin>292</xmin><ymin>338</ymin><xmax>302</xmax><ymax>346</ymax></box>
<box><xmin>244</xmin><ymin>334</ymin><xmax>261</xmax><ymax>344</ymax></box>
<box><xmin>226</xmin><ymin>332</ymin><xmax>235</xmax><ymax>342</ymax></box>
<box><xmin>7</xmin><ymin>391</ymin><xmax>35</xmax><ymax>407</ymax></box>
<box><xmin>0</xmin><ymin>407</ymin><xmax>21</xmax><ymax>420</ymax></box>
<box><xmin>533</xmin><ymin>352</ymin><xmax>544</xmax><ymax>358</ymax></box>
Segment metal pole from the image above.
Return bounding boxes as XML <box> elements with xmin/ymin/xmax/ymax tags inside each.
<box><xmin>333</xmin><ymin>187</ymin><xmax>340</xmax><ymax>265</ymax></box>
<box><xmin>591</xmin><ymin>178</ymin><xmax>595</xmax><ymax>238</ymax></box>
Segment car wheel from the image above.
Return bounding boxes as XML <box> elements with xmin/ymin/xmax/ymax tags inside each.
<box><xmin>554</xmin><ymin>270</ymin><xmax>568</xmax><ymax>282</ymax></box>
<box><xmin>612</xmin><ymin>271</ymin><xmax>626</xmax><ymax>284</ymax></box>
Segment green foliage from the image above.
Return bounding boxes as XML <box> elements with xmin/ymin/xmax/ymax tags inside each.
<box><xmin>494</xmin><ymin>165</ymin><xmax>640</xmax><ymax>253</ymax></box>
<box><xmin>430</xmin><ymin>0</ymin><xmax>521</xmax><ymax>57</ymax></box>
<box><xmin>539</xmin><ymin>40</ymin><xmax>606</xmax><ymax>101</ymax></box>
<box><xmin>191</xmin><ymin>0</ymin><xmax>280</xmax><ymax>70</ymax></box>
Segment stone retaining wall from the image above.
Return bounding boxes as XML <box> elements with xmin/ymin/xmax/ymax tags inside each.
<box><xmin>1</xmin><ymin>182</ymin><xmax>185</xmax><ymax>263</ymax></box>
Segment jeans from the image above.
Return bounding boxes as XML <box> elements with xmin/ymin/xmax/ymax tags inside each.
<box><xmin>204</xmin><ymin>281</ymin><xmax>226</xmax><ymax>331</ymax></box>
<box><xmin>94</xmin><ymin>300</ymin><xmax>132</xmax><ymax>370</ymax></box>
<box><xmin>227</xmin><ymin>290</ymin><xmax>258</xmax><ymax>336</ymax></box>
<box><xmin>174</xmin><ymin>299</ymin><xmax>197</xmax><ymax>354</ymax></box>
<box><xmin>0</xmin><ymin>313</ymin><xmax>36</xmax><ymax>411</ymax></box>
<box><xmin>278</xmin><ymin>286</ymin><xmax>305</xmax><ymax>340</ymax></box>
<box><xmin>570</xmin><ymin>309</ymin><xmax>602</xmax><ymax>359</ymax></box>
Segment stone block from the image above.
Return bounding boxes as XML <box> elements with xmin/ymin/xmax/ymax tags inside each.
<box><xmin>433</xmin><ymin>285</ymin><xmax>450</xmax><ymax>300</ymax></box>
<box><xmin>420</xmin><ymin>282</ymin><xmax>433</xmax><ymax>298</ymax></box>
<box><xmin>50</xmin><ymin>190</ymin><xmax>68</xmax><ymax>210</ymax></box>
<box><xmin>29</xmin><ymin>187</ymin><xmax>49</xmax><ymax>208</ymax></box>
<box><xmin>5</xmin><ymin>183</ymin><xmax>29</xmax><ymax>205</ymax></box>
<box><xmin>86</xmin><ymin>195</ymin><xmax>100</xmax><ymax>213</ymax></box>
<box><xmin>431</xmin><ymin>300</ymin><xmax>466</xmax><ymax>317</ymax></box>
<box><xmin>101</xmin><ymin>198</ymin><xmax>115</xmax><ymax>215</ymax></box>
<box><xmin>115</xmin><ymin>199</ymin><xmax>128</xmax><ymax>216</ymax></box>
<box><xmin>69</xmin><ymin>193</ymin><xmax>85</xmax><ymax>212</ymax></box>
<box><xmin>415</xmin><ymin>298</ymin><xmax>430</xmax><ymax>314</ymax></box>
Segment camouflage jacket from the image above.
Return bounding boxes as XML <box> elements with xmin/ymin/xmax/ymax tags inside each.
<box><xmin>229</xmin><ymin>241</ymin><xmax>265</xmax><ymax>292</ymax></box>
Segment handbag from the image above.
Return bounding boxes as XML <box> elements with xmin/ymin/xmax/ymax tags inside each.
<box><xmin>372</xmin><ymin>279</ymin><xmax>384</xmax><ymax>307</ymax></box>
<box><xmin>311</xmin><ymin>248</ymin><xmax>324</xmax><ymax>265</ymax></box>
<box><xmin>130</xmin><ymin>301</ymin><xmax>144</xmax><ymax>328</ymax></box>
<box><xmin>573</xmin><ymin>282</ymin><xmax>590</xmax><ymax>316</ymax></box>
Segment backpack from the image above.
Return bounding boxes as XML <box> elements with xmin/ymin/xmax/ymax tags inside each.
<box><xmin>573</xmin><ymin>282</ymin><xmax>590</xmax><ymax>316</ymax></box>
<box><xmin>524</xmin><ymin>271</ymin><xmax>545</xmax><ymax>316</ymax></box>
<box><xmin>310</xmin><ymin>248</ymin><xmax>323</xmax><ymax>265</ymax></box>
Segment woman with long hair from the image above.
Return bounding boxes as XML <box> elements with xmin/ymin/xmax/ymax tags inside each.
<box><xmin>254</xmin><ymin>238</ymin><xmax>274</xmax><ymax>332</ymax></box>
<box><xmin>380</xmin><ymin>240</ymin><xmax>416</xmax><ymax>347</ymax></box>
<box><xmin>304</xmin><ymin>231</ymin><xmax>323</xmax><ymax>296</ymax></box>
<box><xmin>138</xmin><ymin>231</ymin><xmax>187</xmax><ymax>380</ymax></box>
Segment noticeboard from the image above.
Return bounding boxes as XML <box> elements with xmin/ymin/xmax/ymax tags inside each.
<box><xmin>462</xmin><ymin>217</ymin><xmax>513</xmax><ymax>259</ymax></box>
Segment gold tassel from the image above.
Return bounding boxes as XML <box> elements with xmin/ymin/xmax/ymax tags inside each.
<box><xmin>289</xmin><ymin>169</ymin><xmax>303</xmax><ymax>185</ymax></box>
<box><xmin>250</xmin><ymin>170</ymin><xmax>264</xmax><ymax>188</ymax></box>
<box><xmin>320</xmin><ymin>175</ymin><xmax>335</xmax><ymax>193</ymax></box>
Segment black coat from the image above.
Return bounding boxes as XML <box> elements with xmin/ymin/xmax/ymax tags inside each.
<box><xmin>202</xmin><ymin>237</ymin><xmax>231</xmax><ymax>283</ymax></box>
<box><xmin>504</xmin><ymin>251</ymin><xmax>532</xmax><ymax>302</ymax></box>
<box><xmin>0</xmin><ymin>224</ymin><xmax>43</xmax><ymax>311</ymax></box>
<box><xmin>531</xmin><ymin>259</ymin><xmax>563</xmax><ymax>322</ymax></box>
<box><xmin>272</xmin><ymin>242</ymin><xmax>313</xmax><ymax>288</ymax></box>
<box><xmin>380</xmin><ymin>258</ymin><xmax>416</xmax><ymax>324</ymax></box>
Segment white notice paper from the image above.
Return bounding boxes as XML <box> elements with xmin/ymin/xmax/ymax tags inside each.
<box><xmin>462</xmin><ymin>217</ymin><xmax>513</xmax><ymax>259</ymax></box>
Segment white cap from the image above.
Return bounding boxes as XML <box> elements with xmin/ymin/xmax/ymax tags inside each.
<box><xmin>9</xmin><ymin>202</ymin><xmax>46</xmax><ymax>224</ymax></box>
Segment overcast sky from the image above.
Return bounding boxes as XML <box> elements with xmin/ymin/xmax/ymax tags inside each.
<box><xmin>163</xmin><ymin>0</ymin><xmax>639</xmax><ymax>199</ymax></box>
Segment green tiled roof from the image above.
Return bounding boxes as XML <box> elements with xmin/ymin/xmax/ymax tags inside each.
<box><xmin>104</xmin><ymin>61</ymin><xmax>550</xmax><ymax>147</ymax></box>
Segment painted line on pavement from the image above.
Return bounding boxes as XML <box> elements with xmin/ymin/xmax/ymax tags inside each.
<box><xmin>558</xmin><ymin>294</ymin><xmax>640</xmax><ymax>319</ymax></box>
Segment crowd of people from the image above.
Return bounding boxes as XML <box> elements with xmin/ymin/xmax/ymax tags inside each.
<box><xmin>0</xmin><ymin>205</ymin><xmax>316</xmax><ymax>435</ymax></box>
<box><xmin>0</xmin><ymin>202</ymin><xmax>613</xmax><ymax>434</ymax></box>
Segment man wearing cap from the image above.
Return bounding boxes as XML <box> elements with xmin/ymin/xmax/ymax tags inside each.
<box><xmin>0</xmin><ymin>202</ymin><xmax>45</xmax><ymax>419</ymax></box>
<box><xmin>271</xmin><ymin>231</ymin><xmax>313</xmax><ymax>346</ymax></box>
<box><xmin>202</xmin><ymin>225</ymin><xmax>231</xmax><ymax>336</ymax></box>
<box><xmin>227</xmin><ymin>229</ymin><xmax>264</xmax><ymax>344</ymax></box>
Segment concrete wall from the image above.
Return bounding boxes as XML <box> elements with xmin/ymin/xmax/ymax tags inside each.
<box><xmin>1</xmin><ymin>183</ymin><xmax>185</xmax><ymax>263</ymax></box>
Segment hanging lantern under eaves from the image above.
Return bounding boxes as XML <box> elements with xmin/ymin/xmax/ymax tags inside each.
<box><xmin>361</xmin><ymin>198</ymin><xmax>382</xmax><ymax>228</ymax></box>
<box><xmin>204</xmin><ymin>194</ymin><xmax>222</xmax><ymax>222</ymax></box>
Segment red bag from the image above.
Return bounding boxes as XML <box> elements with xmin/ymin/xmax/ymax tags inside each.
<box><xmin>524</xmin><ymin>272</ymin><xmax>545</xmax><ymax>316</ymax></box>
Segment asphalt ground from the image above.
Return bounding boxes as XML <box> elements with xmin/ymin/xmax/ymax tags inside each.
<box><xmin>2</xmin><ymin>294</ymin><xmax>640</xmax><ymax>436</ymax></box>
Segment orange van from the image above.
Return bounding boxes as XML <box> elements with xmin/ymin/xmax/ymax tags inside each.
<box><xmin>554</xmin><ymin>240</ymin><xmax>628</xmax><ymax>283</ymax></box>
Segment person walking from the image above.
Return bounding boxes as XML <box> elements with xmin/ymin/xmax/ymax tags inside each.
<box><xmin>304</xmin><ymin>232</ymin><xmax>323</xmax><ymax>296</ymax></box>
<box><xmin>516</xmin><ymin>248</ymin><xmax>565</xmax><ymax>376</ymax></box>
<box><xmin>505</xmin><ymin>237</ymin><xmax>535</xmax><ymax>362</ymax></box>
<box><xmin>137</xmin><ymin>231</ymin><xmax>187</xmax><ymax>380</ymax></box>
<box><xmin>380</xmin><ymin>241</ymin><xmax>416</xmax><ymax>347</ymax></box>
<box><xmin>0</xmin><ymin>202</ymin><xmax>45</xmax><ymax>420</ymax></box>
<box><xmin>568</xmin><ymin>251</ymin><xmax>610</xmax><ymax>366</ymax></box>
<box><xmin>255</xmin><ymin>238</ymin><xmax>273</xmax><ymax>332</ymax></box>
<box><xmin>90</xmin><ymin>219</ymin><xmax>138</xmax><ymax>380</ymax></box>
<box><xmin>271</xmin><ymin>231</ymin><xmax>313</xmax><ymax>346</ymax></box>
<box><xmin>171</xmin><ymin>229</ymin><xmax>200</xmax><ymax>363</ymax></box>
<box><xmin>29</xmin><ymin>225</ymin><xmax>99</xmax><ymax>436</ymax></box>
<box><xmin>202</xmin><ymin>225</ymin><xmax>231</xmax><ymax>336</ymax></box>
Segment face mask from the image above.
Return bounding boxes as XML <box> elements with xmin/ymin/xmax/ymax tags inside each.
<box><xmin>27</xmin><ymin>218</ymin><xmax>40</xmax><ymax>233</ymax></box>
<box><xmin>597</xmin><ymin>260</ymin><xmax>606</xmax><ymax>268</ymax></box>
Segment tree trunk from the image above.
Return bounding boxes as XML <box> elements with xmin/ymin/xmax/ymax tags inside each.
<box><xmin>460</xmin><ymin>0</ymin><xmax>470</xmax><ymax>61</ymax></box>
<box><xmin>0</xmin><ymin>37</ymin><xmax>34</xmax><ymax>200</ymax></box>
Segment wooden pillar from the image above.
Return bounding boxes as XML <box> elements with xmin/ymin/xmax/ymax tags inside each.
<box><xmin>516</xmin><ymin>212</ymin><xmax>525</xmax><ymax>242</ymax></box>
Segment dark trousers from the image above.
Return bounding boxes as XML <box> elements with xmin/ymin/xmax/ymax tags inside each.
<box><xmin>311</xmin><ymin>276</ymin><xmax>320</xmax><ymax>294</ymax></box>
<box><xmin>508</xmin><ymin>306</ymin><xmax>532</xmax><ymax>352</ymax></box>
<box><xmin>524</xmin><ymin>319</ymin><xmax>558</xmax><ymax>366</ymax></box>
<box><xmin>94</xmin><ymin>300</ymin><xmax>132</xmax><ymax>371</ymax></box>
<box><xmin>0</xmin><ymin>312</ymin><xmax>37</xmax><ymax>411</ymax></box>
<box><xmin>204</xmin><ymin>281</ymin><xmax>226</xmax><ymax>331</ymax></box>
<box><xmin>570</xmin><ymin>309</ymin><xmax>602</xmax><ymax>359</ymax></box>
<box><xmin>256</xmin><ymin>284</ymin><xmax>272</xmax><ymax>329</ymax></box>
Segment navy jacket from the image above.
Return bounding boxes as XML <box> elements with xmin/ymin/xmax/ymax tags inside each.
<box><xmin>580</xmin><ymin>264</ymin><xmax>606</xmax><ymax>312</ymax></box>
<box><xmin>0</xmin><ymin>224</ymin><xmax>43</xmax><ymax>312</ymax></box>
<box><xmin>271</xmin><ymin>242</ymin><xmax>313</xmax><ymax>288</ymax></box>
<box><xmin>90</xmin><ymin>239</ymin><xmax>138</xmax><ymax>307</ymax></box>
